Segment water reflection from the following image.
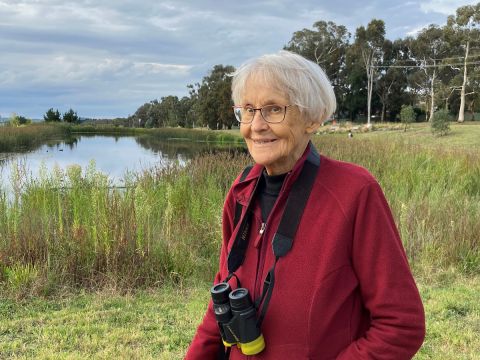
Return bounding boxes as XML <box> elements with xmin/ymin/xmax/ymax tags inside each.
<box><xmin>0</xmin><ymin>134</ymin><xmax>246</xmax><ymax>188</ymax></box>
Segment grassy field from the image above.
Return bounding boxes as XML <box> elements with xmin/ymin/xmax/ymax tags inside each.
<box><xmin>0</xmin><ymin>121</ymin><xmax>479</xmax><ymax>358</ymax></box>
<box><xmin>1</xmin><ymin>273</ymin><xmax>478</xmax><ymax>359</ymax></box>
<box><xmin>354</xmin><ymin>122</ymin><xmax>480</xmax><ymax>150</ymax></box>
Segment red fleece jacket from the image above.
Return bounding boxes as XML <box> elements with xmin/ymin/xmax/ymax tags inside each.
<box><xmin>185</xmin><ymin>145</ymin><xmax>425</xmax><ymax>360</ymax></box>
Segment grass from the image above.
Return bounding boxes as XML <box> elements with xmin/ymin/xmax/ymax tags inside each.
<box><xmin>0</xmin><ymin>283</ymin><xmax>209</xmax><ymax>359</ymax></box>
<box><xmin>0</xmin><ymin>273</ymin><xmax>478</xmax><ymax>359</ymax></box>
<box><xmin>358</xmin><ymin>122</ymin><xmax>480</xmax><ymax>150</ymax></box>
<box><xmin>0</xmin><ymin>123</ymin><xmax>479</xmax><ymax>292</ymax></box>
<box><xmin>0</xmin><ymin>123</ymin><xmax>70</xmax><ymax>153</ymax></box>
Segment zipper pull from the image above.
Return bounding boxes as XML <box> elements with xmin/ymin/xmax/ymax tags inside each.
<box><xmin>259</xmin><ymin>222</ymin><xmax>266</xmax><ymax>235</ymax></box>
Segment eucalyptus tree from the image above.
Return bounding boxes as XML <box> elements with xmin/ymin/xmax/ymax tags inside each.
<box><xmin>445</xmin><ymin>3</ymin><xmax>480</xmax><ymax>122</ymax></box>
<box><xmin>133</xmin><ymin>102</ymin><xmax>152</xmax><ymax>127</ymax></box>
<box><xmin>194</xmin><ymin>64</ymin><xmax>236</xmax><ymax>130</ymax></box>
<box><xmin>410</xmin><ymin>25</ymin><xmax>449</xmax><ymax>121</ymax></box>
<box><xmin>351</xmin><ymin>19</ymin><xmax>386</xmax><ymax>125</ymax></box>
<box><xmin>159</xmin><ymin>95</ymin><xmax>181</xmax><ymax>127</ymax></box>
<box><xmin>285</xmin><ymin>20</ymin><xmax>350</xmax><ymax>116</ymax></box>
<box><xmin>374</xmin><ymin>39</ymin><xmax>412</xmax><ymax>121</ymax></box>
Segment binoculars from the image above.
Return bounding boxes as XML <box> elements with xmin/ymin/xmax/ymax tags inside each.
<box><xmin>211</xmin><ymin>282</ymin><xmax>265</xmax><ymax>355</ymax></box>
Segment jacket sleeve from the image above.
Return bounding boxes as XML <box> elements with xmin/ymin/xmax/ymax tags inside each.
<box><xmin>337</xmin><ymin>181</ymin><xmax>425</xmax><ymax>360</ymax></box>
<box><xmin>184</xmin><ymin>186</ymin><xmax>237</xmax><ymax>360</ymax></box>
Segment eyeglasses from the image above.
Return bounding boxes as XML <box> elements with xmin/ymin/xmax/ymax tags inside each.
<box><xmin>233</xmin><ymin>104</ymin><xmax>292</xmax><ymax>124</ymax></box>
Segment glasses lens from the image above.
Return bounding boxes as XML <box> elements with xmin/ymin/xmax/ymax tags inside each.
<box><xmin>234</xmin><ymin>107</ymin><xmax>255</xmax><ymax>123</ymax></box>
<box><xmin>233</xmin><ymin>107</ymin><xmax>243</xmax><ymax>122</ymax></box>
<box><xmin>261</xmin><ymin>105</ymin><xmax>285</xmax><ymax>123</ymax></box>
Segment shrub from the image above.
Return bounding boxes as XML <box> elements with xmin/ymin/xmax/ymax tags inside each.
<box><xmin>431</xmin><ymin>109</ymin><xmax>451</xmax><ymax>136</ymax></box>
<box><xmin>400</xmin><ymin>105</ymin><xmax>415</xmax><ymax>131</ymax></box>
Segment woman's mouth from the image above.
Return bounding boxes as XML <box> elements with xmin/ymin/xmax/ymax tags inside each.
<box><xmin>253</xmin><ymin>139</ymin><xmax>277</xmax><ymax>144</ymax></box>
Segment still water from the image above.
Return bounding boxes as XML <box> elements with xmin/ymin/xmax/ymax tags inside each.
<box><xmin>0</xmin><ymin>134</ymin><xmax>245</xmax><ymax>188</ymax></box>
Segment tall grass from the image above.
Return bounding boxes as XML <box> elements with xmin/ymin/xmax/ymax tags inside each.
<box><xmin>0</xmin><ymin>123</ymin><xmax>70</xmax><ymax>153</ymax></box>
<box><xmin>0</xmin><ymin>134</ymin><xmax>478</xmax><ymax>296</ymax></box>
<box><xmin>0</xmin><ymin>153</ymin><xmax>250</xmax><ymax>295</ymax></box>
<box><xmin>312</xmin><ymin>135</ymin><xmax>480</xmax><ymax>275</ymax></box>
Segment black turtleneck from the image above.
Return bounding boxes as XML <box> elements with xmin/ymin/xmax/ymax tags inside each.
<box><xmin>258</xmin><ymin>170</ymin><xmax>287</xmax><ymax>222</ymax></box>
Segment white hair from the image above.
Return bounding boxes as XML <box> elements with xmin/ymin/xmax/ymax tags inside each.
<box><xmin>231</xmin><ymin>50</ymin><xmax>336</xmax><ymax>123</ymax></box>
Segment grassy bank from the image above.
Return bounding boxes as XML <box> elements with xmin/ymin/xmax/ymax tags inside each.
<box><xmin>0</xmin><ymin>123</ymin><xmax>70</xmax><ymax>153</ymax></box>
<box><xmin>0</xmin><ymin>272</ymin><xmax>478</xmax><ymax>359</ymax></box>
<box><xmin>71</xmin><ymin>124</ymin><xmax>245</xmax><ymax>145</ymax></box>
<box><xmin>0</xmin><ymin>126</ymin><xmax>479</xmax><ymax>294</ymax></box>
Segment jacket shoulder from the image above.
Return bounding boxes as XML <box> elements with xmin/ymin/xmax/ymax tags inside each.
<box><xmin>318</xmin><ymin>155</ymin><xmax>378</xmax><ymax>190</ymax></box>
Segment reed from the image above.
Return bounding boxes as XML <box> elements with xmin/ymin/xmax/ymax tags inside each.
<box><xmin>0</xmin><ymin>134</ymin><xmax>478</xmax><ymax>296</ymax></box>
<box><xmin>0</xmin><ymin>123</ymin><xmax>70</xmax><ymax>153</ymax></box>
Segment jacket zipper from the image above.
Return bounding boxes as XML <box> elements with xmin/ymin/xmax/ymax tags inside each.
<box><xmin>254</xmin><ymin>171</ymin><xmax>292</xmax><ymax>300</ymax></box>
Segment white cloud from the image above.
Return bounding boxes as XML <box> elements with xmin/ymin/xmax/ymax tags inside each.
<box><xmin>0</xmin><ymin>0</ymin><xmax>468</xmax><ymax>118</ymax></box>
<box><xmin>420</xmin><ymin>0</ymin><xmax>477</xmax><ymax>15</ymax></box>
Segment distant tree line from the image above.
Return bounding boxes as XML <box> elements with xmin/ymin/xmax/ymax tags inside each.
<box><xmin>44</xmin><ymin>108</ymin><xmax>79</xmax><ymax>123</ymax></box>
<box><xmin>128</xmin><ymin>3</ymin><xmax>480</xmax><ymax>129</ymax></box>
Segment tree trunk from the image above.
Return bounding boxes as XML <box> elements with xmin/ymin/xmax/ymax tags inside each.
<box><xmin>429</xmin><ymin>63</ymin><xmax>436</xmax><ymax>122</ymax></box>
<box><xmin>381</xmin><ymin>100</ymin><xmax>385</xmax><ymax>122</ymax></box>
<box><xmin>367</xmin><ymin>65</ymin><xmax>373</xmax><ymax>126</ymax></box>
<box><xmin>458</xmin><ymin>41</ymin><xmax>469</xmax><ymax>123</ymax></box>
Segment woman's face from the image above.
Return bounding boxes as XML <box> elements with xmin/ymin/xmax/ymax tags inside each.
<box><xmin>239</xmin><ymin>76</ymin><xmax>319</xmax><ymax>175</ymax></box>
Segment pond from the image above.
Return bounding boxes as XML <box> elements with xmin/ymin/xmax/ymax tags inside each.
<box><xmin>0</xmin><ymin>134</ymin><xmax>245</xmax><ymax>189</ymax></box>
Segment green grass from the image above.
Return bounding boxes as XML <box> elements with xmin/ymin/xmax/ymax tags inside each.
<box><xmin>0</xmin><ymin>273</ymin><xmax>478</xmax><ymax>359</ymax></box>
<box><xmin>0</xmin><ymin>283</ymin><xmax>210</xmax><ymax>359</ymax></box>
<box><xmin>0</xmin><ymin>123</ymin><xmax>70</xmax><ymax>153</ymax></box>
<box><xmin>415</xmin><ymin>271</ymin><xmax>480</xmax><ymax>359</ymax></box>
<box><xmin>358</xmin><ymin>122</ymin><xmax>480</xmax><ymax>150</ymax></box>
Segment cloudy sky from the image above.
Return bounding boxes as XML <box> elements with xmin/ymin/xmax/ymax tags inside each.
<box><xmin>0</xmin><ymin>0</ymin><xmax>476</xmax><ymax>119</ymax></box>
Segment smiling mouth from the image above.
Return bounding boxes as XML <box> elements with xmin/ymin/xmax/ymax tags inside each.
<box><xmin>253</xmin><ymin>139</ymin><xmax>277</xmax><ymax>144</ymax></box>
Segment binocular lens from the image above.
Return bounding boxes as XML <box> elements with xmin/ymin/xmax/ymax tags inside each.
<box><xmin>229</xmin><ymin>288</ymin><xmax>252</xmax><ymax>310</ymax></box>
<box><xmin>211</xmin><ymin>282</ymin><xmax>231</xmax><ymax>304</ymax></box>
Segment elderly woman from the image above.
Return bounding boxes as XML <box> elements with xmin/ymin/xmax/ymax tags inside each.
<box><xmin>185</xmin><ymin>51</ymin><xmax>425</xmax><ymax>360</ymax></box>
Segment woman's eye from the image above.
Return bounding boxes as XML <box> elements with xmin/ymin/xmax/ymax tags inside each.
<box><xmin>269</xmin><ymin>106</ymin><xmax>282</xmax><ymax>113</ymax></box>
<box><xmin>245</xmin><ymin>107</ymin><xmax>255</xmax><ymax>114</ymax></box>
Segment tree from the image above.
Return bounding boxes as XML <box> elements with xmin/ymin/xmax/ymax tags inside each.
<box><xmin>374</xmin><ymin>39</ymin><xmax>412</xmax><ymax>121</ymax></box>
<box><xmin>445</xmin><ymin>3</ymin><xmax>480</xmax><ymax>122</ymax></box>
<box><xmin>410</xmin><ymin>25</ymin><xmax>450</xmax><ymax>121</ymax></box>
<box><xmin>193</xmin><ymin>64</ymin><xmax>235</xmax><ymax>130</ymax></box>
<box><xmin>133</xmin><ymin>102</ymin><xmax>153</xmax><ymax>127</ymax></box>
<box><xmin>285</xmin><ymin>20</ymin><xmax>350</xmax><ymax>116</ymax></box>
<box><xmin>353</xmin><ymin>19</ymin><xmax>386</xmax><ymax>126</ymax></box>
<box><xmin>8</xmin><ymin>113</ymin><xmax>20</xmax><ymax>127</ymax></box>
<box><xmin>44</xmin><ymin>108</ymin><xmax>61</xmax><ymax>122</ymax></box>
<box><xmin>63</xmin><ymin>108</ymin><xmax>79</xmax><ymax>123</ymax></box>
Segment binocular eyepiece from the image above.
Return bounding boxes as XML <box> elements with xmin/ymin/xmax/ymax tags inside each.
<box><xmin>211</xmin><ymin>282</ymin><xmax>265</xmax><ymax>355</ymax></box>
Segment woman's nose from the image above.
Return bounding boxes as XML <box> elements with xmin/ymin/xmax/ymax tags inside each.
<box><xmin>250</xmin><ymin>109</ymin><xmax>269</xmax><ymax>131</ymax></box>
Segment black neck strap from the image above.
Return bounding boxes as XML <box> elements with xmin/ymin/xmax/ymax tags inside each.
<box><xmin>227</xmin><ymin>145</ymin><xmax>320</xmax><ymax>274</ymax></box>
<box><xmin>225</xmin><ymin>146</ymin><xmax>320</xmax><ymax>327</ymax></box>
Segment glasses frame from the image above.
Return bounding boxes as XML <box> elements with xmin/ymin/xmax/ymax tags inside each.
<box><xmin>233</xmin><ymin>104</ymin><xmax>293</xmax><ymax>124</ymax></box>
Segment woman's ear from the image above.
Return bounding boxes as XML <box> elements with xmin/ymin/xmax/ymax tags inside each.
<box><xmin>305</xmin><ymin>121</ymin><xmax>321</xmax><ymax>134</ymax></box>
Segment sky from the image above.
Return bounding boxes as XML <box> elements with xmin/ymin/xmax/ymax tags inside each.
<box><xmin>0</xmin><ymin>0</ymin><xmax>477</xmax><ymax>119</ymax></box>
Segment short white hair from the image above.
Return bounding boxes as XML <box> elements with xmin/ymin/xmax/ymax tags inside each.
<box><xmin>231</xmin><ymin>50</ymin><xmax>336</xmax><ymax>124</ymax></box>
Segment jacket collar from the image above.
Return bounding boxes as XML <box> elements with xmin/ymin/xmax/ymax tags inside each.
<box><xmin>233</xmin><ymin>141</ymin><xmax>319</xmax><ymax>205</ymax></box>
